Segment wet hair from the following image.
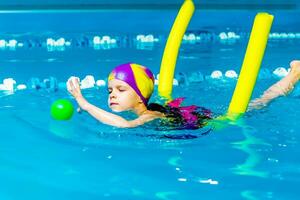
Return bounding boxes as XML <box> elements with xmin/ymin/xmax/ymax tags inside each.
<box><xmin>147</xmin><ymin>102</ymin><xmax>212</xmax><ymax>130</ymax></box>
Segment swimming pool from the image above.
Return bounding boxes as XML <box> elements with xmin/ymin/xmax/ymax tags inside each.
<box><xmin>1</xmin><ymin>8</ymin><xmax>300</xmax><ymax>199</ymax></box>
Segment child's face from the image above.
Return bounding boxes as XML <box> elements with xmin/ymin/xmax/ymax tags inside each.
<box><xmin>107</xmin><ymin>79</ymin><xmax>143</xmax><ymax>112</ymax></box>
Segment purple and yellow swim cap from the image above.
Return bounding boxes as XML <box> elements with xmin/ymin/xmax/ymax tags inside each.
<box><xmin>108</xmin><ymin>63</ymin><xmax>155</xmax><ymax>105</ymax></box>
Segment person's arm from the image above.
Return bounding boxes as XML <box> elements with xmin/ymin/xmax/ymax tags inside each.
<box><xmin>248</xmin><ymin>60</ymin><xmax>300</xmax><ymax>110</ymax></box>
<box><xmin>75</xmin><ymin>95</ymin><xmax>155</xmax><ymax>128</ymax></box>
<box><xmin>67</xmin><ymin>77</ymin><xmax>155</xmax><ymax>128</ymax></box>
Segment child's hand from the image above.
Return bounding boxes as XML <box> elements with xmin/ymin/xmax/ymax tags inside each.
<box><xmin>67</xmin><ymin>76</ymin><xmax>91</xmax><ymax>112</ymax></box>
<box><xmin>67</xmin><ymin>77</ymin><xmax>82</xmax><ymax>99</ymax></box>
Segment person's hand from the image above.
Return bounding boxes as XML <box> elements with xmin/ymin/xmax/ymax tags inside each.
<box><xmin>67</xmin><ymin>77</ymin><xmax>82</xmax><ymax>100</ymax></box>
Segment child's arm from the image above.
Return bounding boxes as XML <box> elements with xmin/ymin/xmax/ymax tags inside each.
<box><xmin>75</xmin><ymin>95</ymin><xmax>155</xmax><ymax>128</ymax></box>
<box><xmin>67</xmin><ymin>78</ymin><xmax>155</xmax><ymax>128</ymax></box>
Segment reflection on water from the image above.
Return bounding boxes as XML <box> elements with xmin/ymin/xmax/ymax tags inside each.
<box><xmin>231</xmin><ymin>119</ymin><xmax>271</xmax><ymax>178</ymax></box>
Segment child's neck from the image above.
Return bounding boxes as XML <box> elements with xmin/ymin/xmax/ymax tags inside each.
<box><xmin>132</xmin><ymin>103</ymin><xmax>148</xmax><ymax>116</ymax></box>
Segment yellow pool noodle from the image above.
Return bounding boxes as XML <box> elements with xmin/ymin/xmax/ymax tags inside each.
<box><xmin>158</xmin><ymin>0</ymin><xmax>195</xmax><ymax>99</ymax></box>
<box><xmin>227</xmin><ymin>13</ymin><xmax>274</xmax><ymax>115</ymax></box>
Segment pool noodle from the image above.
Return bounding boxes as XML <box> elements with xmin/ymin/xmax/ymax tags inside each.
<box><xmin>158</xmin><ymin>0</ymin><xmax>195</xmax><ymax>100</ymax></box>
<box><xmin>228</xmin><ymin>13</ymin><xmax>274</xmax><ymax>116</ymax></box>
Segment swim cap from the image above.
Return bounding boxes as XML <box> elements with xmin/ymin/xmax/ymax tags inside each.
<box><xmin>108</xmin><ymin>63</ymin><xmax>155</xmax><ymax>105</ymax></box>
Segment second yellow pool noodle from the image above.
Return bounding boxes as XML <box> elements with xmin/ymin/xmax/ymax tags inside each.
<box><xmin>158</xmin><ymin>0</ymin><xmax>195</xmax><ymax>99</ymax></box>
<box><xmin>227</xmin><ymin>13</ymin><xmax>274</xmax><ymax>115</ymax></box>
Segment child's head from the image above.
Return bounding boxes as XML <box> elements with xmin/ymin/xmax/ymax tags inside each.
<box><xmin>107</xmin><ymin>63</ymin><xmax>155</xmax><ymax>112</ymax></box>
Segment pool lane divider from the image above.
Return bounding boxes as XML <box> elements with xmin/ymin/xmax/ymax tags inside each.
<box><xmin>158</xmin><ymin>0</ymin><xmax>195</xmax><ymax>100</ymax></box>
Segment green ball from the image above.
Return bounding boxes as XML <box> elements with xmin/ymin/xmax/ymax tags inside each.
<box><xmin>50</xmin><ymin>99</ymin><xmax>74</xmax><ymax>120</ymax></box>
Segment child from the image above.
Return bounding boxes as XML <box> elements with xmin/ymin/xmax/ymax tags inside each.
<box><xmin>67</xmin><ymin>61</ymin><xmax>300</xmax><ymax>129</ymax></box>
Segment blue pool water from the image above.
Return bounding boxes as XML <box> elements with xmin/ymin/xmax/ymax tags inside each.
<box><xmin>1</xmin><ymin>9</ymin><xmax>300</xmax><ymax>199</ymax></box>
